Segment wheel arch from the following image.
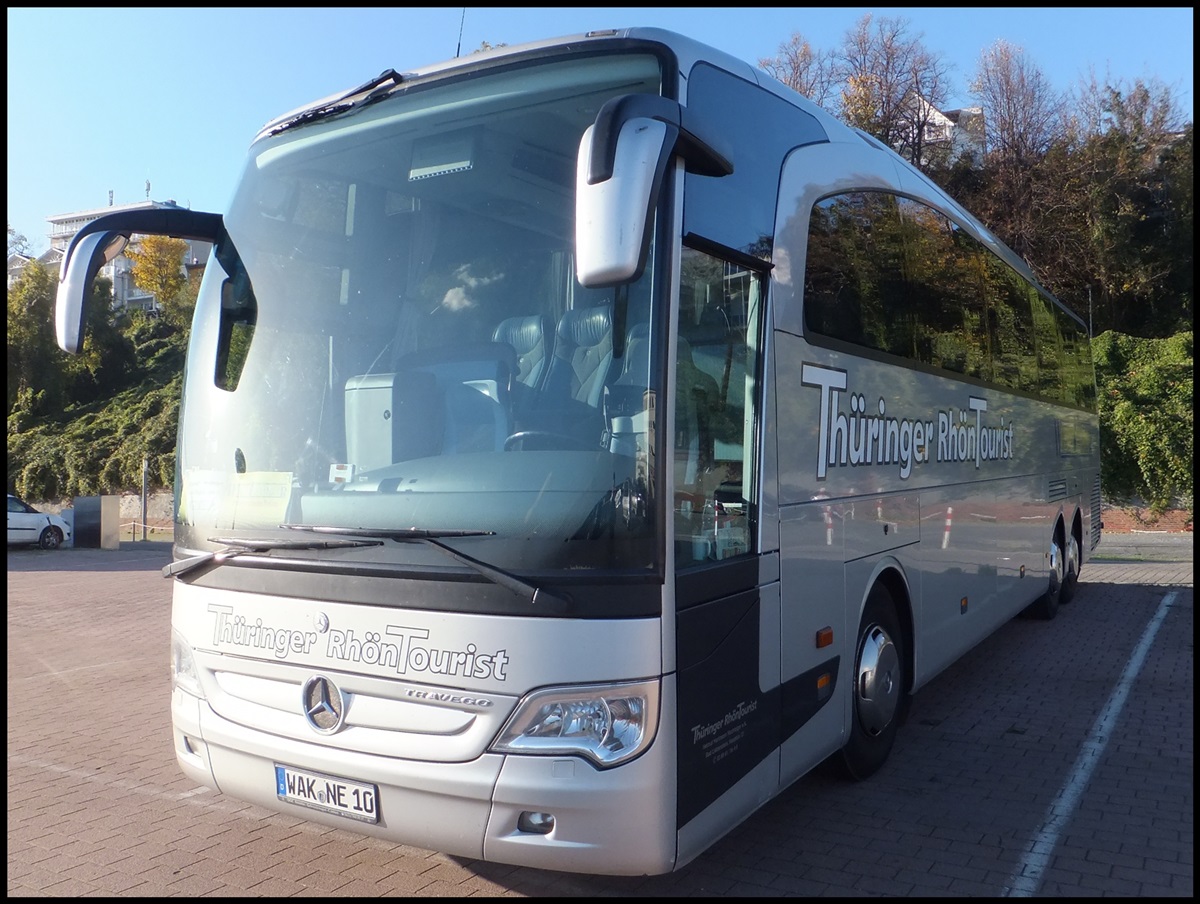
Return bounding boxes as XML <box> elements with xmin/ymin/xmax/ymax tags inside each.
<box><xmin>1049</xmin><ymin>509</ymin><xmax>1067</xmax><ymax>551</ymax></box>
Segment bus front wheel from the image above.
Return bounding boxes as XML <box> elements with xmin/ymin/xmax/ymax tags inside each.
<box><xmin>841</xmin><ymin>583</ymin><xmax>906</xmax><ymax>781</ymax></box>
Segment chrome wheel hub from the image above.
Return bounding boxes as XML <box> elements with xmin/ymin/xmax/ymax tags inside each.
<box><xmin>855</xmin><ymin>624</ymin><xmax>900</xmax><ymax>736</ymax></box>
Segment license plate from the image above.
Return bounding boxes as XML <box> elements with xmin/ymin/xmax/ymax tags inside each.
<box><xmin>275</xmin><ymin>763</ymin><xmax>379</xmax><ymax>824</ymax></box>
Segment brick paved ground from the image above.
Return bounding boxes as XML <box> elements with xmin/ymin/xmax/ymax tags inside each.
<box><xmin>7</xmin><ymin>538</ymin><xmax>1192</xmax><ymax>897</ymax></box>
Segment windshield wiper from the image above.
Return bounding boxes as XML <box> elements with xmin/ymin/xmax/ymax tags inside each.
<box><xmin>269</xmin><ymin>68</ymin><xmax>404</xmax><ymax>135</ymax></box>
<box><xmin>282</xmin><ymin>524</ymin><xmax>572</xmax><ymax>614</ymax></box>
<box><xmin>163</xmin><ymin>536</ymin><xmax>383</xmax><ymax>579</ymax></box>
<box><xmin>283</xmin><ymin>525</ymin><xmax>494</xmax><ymax>540</ymax></box>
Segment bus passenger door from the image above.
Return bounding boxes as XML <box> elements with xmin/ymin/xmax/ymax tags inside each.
<box><xmin>673</xmin><ymin>247</ymin><xmax>780</xmax><ymax>836</ymax></box>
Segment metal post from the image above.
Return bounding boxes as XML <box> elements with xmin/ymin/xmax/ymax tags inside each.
<box><xmin>141</xmin><ymin>457</ymin><xmax>148</xmax><ymax>541</ymax></box>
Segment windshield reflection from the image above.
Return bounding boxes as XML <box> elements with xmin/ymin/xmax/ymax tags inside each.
<box><xmin>177</xmin><ymin>53</ymin><xmax>665</xmax><ymax>575</ymax></box>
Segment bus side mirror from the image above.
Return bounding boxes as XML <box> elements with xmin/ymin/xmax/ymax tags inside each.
<box><xmin>54</xmin><ymin>207</ymin><xmax>223</xmax><ymax>354</ymax></box>
<box><xmin>575</xmin><ymin>94</ymin><xmax>731</xmax><ymax>288</ymax></box>
<box><xmin>575</xmin><ymin>117</ymin><xmax>674</xmax><ymax>288</ymax></box>
<box><xmin>56</xmin><ymin>232</ymin><xmax>128</xmax><ymax>354</ymax></box>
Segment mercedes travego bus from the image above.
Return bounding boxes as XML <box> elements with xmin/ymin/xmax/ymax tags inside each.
<box><xmin>55</xmin><ymin>27</ymin><xmax>1100</xmax><ymax>876</ymax></box>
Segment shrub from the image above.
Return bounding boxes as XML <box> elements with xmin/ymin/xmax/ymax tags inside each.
<box><xmin>1092</xmin><ymin>330</ymin><xmax>1193</xmax><ymax>517</ymax></box>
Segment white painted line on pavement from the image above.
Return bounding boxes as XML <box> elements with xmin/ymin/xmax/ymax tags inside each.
<box><xmin>1002</xmin><ymin>590</ymin><xmax>1178</xmax><ymax>896</ymax></box>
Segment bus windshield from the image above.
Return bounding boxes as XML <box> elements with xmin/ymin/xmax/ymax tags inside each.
<box><xmin>177</xmin><ymin>52</ymin><xmax>666</xmax><ymax>575</ymax></box>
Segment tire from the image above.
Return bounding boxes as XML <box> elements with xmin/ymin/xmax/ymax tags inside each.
<box><xmin>1026</xmin><ymin>525</ymin><xmax>1064</xmax><ymax>620</ymax></box>
<box><xmin>38</xmin><ymin>526</ymin><xmax>63</xmax><ymax>550</ymax></box>
<box><xmin>1060</xmin><ymin>526</ymin><xmax>1080</xmax><ymax>605</ymax></box>
<box><xmin>840</xmin><ymin>582</ymin><xmax>906</xmax><ymax>781</ymax></box>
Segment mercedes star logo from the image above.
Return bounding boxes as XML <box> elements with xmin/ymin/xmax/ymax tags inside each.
<box><xmin>301</xmin><ymin>675</ymin><xmax>346</xmax><ymax>735</ymax></box>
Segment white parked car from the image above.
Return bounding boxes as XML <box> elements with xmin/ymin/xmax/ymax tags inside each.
<box><xmin>7</xmin><ymin>494</ymin><xmax>72</xmax><ymax>549</ymax></box>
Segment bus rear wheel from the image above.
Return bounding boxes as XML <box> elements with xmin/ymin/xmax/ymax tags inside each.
<box><xmin>840</xmin><ymin>583</ymin><xmax>906</xmax><ymax>781</ymax></box>
<box><xmin>1026</xmin><ymin>525</ymin><xmax>1065</xmax><ymax>620</ymax></box>
<box><xmin>1060</xmin><ymin>525</ymin><xmax>1081</xmax><ymax>605</ymax></box>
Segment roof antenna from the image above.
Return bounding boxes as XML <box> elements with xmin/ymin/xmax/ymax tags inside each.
<box><xmin>455</xmin><ymin>8</ymin><xmax>465</xmax><ymax>57</ymax></box>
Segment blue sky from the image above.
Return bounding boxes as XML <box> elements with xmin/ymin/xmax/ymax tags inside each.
<box><xmin>7</xmin><ymin>7</ymin><xmax>1193</xmax><ymax>255</ymax></box>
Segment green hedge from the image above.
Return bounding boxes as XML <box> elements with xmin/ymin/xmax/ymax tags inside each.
<box><xmin>1092</xmin><ymin>330</ymin><xmax>1193</xmax><ymax>516</ymax></box>
<box><xmin>7</xmin><ymin>375</ymin><xmax>180</xmax><ymax>501</ymax></box>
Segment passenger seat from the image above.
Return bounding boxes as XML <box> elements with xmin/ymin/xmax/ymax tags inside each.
<box><xmin>541</xmin><ymin>302</ymin><xmax>613</xmax><ymax>408</ymax></box>
<box><xmin>492</xmin><ymin>315</ymin><xmax>551</xmax><ymax>390</ymax></box>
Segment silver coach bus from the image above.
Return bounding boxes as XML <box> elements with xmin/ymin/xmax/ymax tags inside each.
<box><xmin>56</xmin><ymin>27</ymin><xmax>1099</xmax><ymax>875</ymax></box>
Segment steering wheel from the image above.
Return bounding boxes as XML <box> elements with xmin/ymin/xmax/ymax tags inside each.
<box><xmin>503</xmin><ymin>430</ymin><xmax>597</xmax><ymax>452</ymax></box>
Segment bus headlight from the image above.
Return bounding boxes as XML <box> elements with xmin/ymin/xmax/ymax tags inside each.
<box><xmin>171</xmin><ymin>630</ymin><xmax>204</xmax><ymax>698</ymax></box>
<box><xmin>491</xmin><ymin>680</ymin><xmax>659</xmax><ymax>768</ymax></box>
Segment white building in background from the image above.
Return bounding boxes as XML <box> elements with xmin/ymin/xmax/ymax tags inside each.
<box><xmin>906</xmin><ymin>96</ymin><xmax>986</xmax><ymax>168</ymax></box>
<box><xmin>47</xmin><ymin>198</ymin><xmax>212</xmax><ymax>314</ymax></box>
<box><xmin>927</xmin><ymin>104</ymin><xmax>986</xmax><ymax>166</ymax></box>
<box><xmin>7</xmin><ymin>250</ymin><xmax>37</xmax><ymax>291</ymax></box>
<box><xmin>9</xmin><ymin>197</ymin><xmax>211</xmax><ymax>313</ymax></box>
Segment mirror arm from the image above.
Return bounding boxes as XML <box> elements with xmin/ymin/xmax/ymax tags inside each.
<box><xmin>63</xmin><ymin>208</ymin><xmax>224</xmax><ymax>260</ymax></box>
<box><xmin>588</xmin><ymin>94</ymin><xmax>732</xmax><ymax>185</ymax></box>
<box><xmin>55</xmin><ymin>207</ymin><xmax>224</xmax><ymax>355</ymax></box>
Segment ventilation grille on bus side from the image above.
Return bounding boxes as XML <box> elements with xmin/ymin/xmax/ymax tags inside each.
<box><xmin>1047</xmin><ymin>478</ymin><xmax>1068</xmax><ymax>502</ymax></box>
<box><xmin>1090</xmin><ymin>476</ymin><xmax>1102</xmax><ymax>547</ymax></box>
